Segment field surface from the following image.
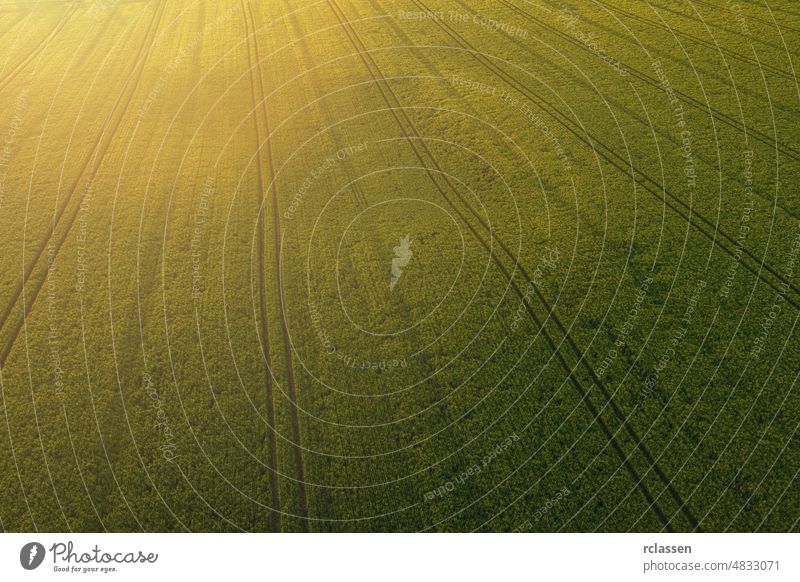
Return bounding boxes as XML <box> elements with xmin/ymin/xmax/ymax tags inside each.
<box><xmin>0</xmin><ymin>0</ymin><xmax>798</xmax><ymax>532</ymax></box>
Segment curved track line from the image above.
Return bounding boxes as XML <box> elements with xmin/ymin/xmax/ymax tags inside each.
<box><xmin>0</xmin><ymin>0</ymin><xmax>166</xmax><ymax>369</ymax></box>
<box><xmin>533</xmin><ymin>0</ymin><xmax>797</xmax><ymax>112</ymax></box>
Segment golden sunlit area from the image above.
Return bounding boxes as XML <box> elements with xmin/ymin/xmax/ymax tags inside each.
<box><xmin>0</xmin><ymin>0</ymin><xmax>798</xmax><ymax>535</ymax></box>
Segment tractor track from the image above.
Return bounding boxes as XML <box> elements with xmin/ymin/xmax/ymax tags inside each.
<box><xmin>534</xmin><ymin>0</ymin><xmax>798</xmax><ymax>113</ymax></box>
<box><xmin>326</xmin><ymin>0</ymin><xmax>701</xmax><ymax>531</ymax></box>
<box><xmin>240</xmin><ymin>0</ymin><xmax>283</xmax><ymax>533</ymax></box>
<box><xmin>242</xmin><ymin>0</ymin><xmax>310</xmax><ymax>531</ymax></box>
<box><xmin>0</xmin><ymin>0</ymin><xmax>166</xmax><ymax>369</ymax></box>
<box><xmin>631</xmin><ymin>0</ymin><xmax>800</xmax><ymax>43</ymax></box>
<box><xmin>407</xmin><ymin>0</ymin><xmax>800</xmax><ymax>310</ymax></box>
<box><xmin>0</xmin><ymin>2</ymin><xmax>78</xmax><ymax>93</ymax></box>
<box><xmin>495</xmin><ymin>0</ymin><xmax>800</xmax><ymax>166</ymax></box>
<box><xmin>443</xmin><ymin>0</ymin><xmax>800</xmax><ymax>226</ymax></box>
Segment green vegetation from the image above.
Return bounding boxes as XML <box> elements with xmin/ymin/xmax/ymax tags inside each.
<box><xmin>0</xmin><ymin>0</ymin><xmax>798</xmax><ymax>532</ymax></box>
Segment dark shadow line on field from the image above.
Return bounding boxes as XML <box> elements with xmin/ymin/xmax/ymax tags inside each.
<box><xmin>327</xmin><ymin>0</ymin><xmax>700</xmax><ymax>532</ymax></box>
<box><xmin>121</xmin><ymin>1</ymin><xmax>215</xmax><ymax>534</ymax></box>
<box><xmin>626</xmin><ymin>0</ymin><xmax>800</xmax><ymax>48</ymax></box>
<box><xmin>496</xmin><ymin>0</ymin><xmax>800</xmax><ymax>170</ymax></box>
<box><xmin>553</xmin><ymin>0</ymin><xmax>796</xmax><ymax>83</ymax></box>
<box><xmin>240</xmin><ymin>0</ymin><xmax>283</xmax><ymax>533</ymax></box>
<box><xmin>244</xmin><ymin>0</ymin><xmax>310</xmax><ymax>530</ymax></box>
<box><xmin>401</xmin><ymin>0</ymin><xmax>800</xmax><ymax>310</ymax></box>
<box><xmin>691</xmin><ymin>0</ymin><xmax>800</xmax><ymax>35</ymax></box>
<box><xmin>526</xmin><ymin>0</ymin><xmax>798</xmax><ymax>114</ymax></box>
<box><xmin>0</xmin><ymin>6</ymin><xmax>165</xmax><ymax>532</ymax></box>
<box><xmin>617</xmin><ymin>0</ymin><xmax>800</xmax><ymax>65</ymax></box>
<box><xmin>0</xmin><ymin>367</ymin><xmax>38</xmax><ymax>530</ymax></box>
<box><xmin>0</xmin><ymin>1</ymin><xmax>78</xmax><ymax>94</ymax></box>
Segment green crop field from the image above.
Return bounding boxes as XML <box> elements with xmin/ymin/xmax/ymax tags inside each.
<box><xmin>0</xmin><ymin>0</ymin><xmax>798</xmax><ymax>532</ymax></box>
